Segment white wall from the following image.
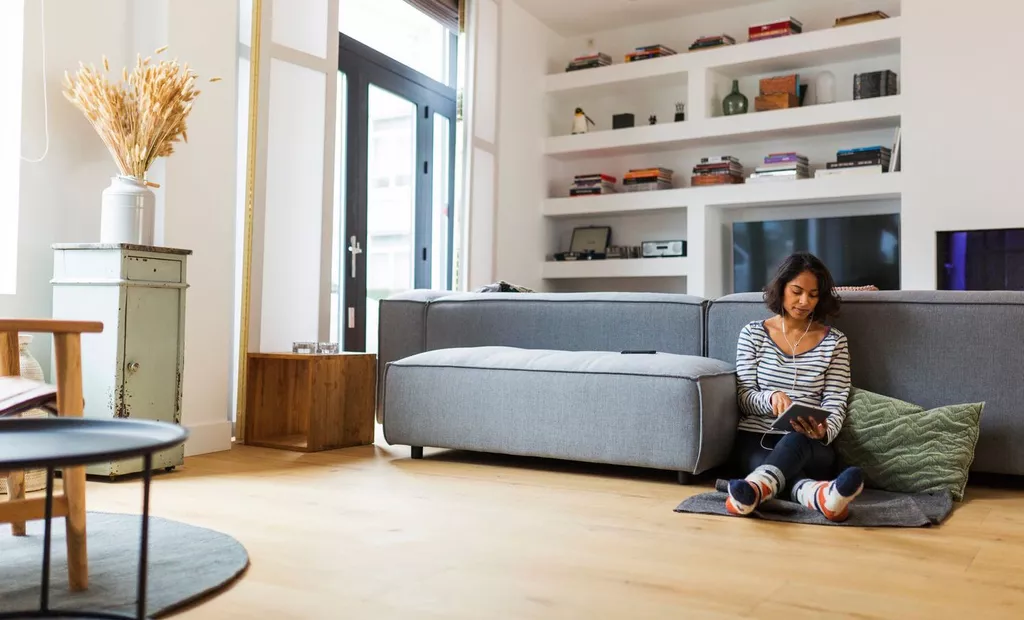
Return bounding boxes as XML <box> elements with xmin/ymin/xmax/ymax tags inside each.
<box><xmin>5</xmin><ymin>0</ymin><xmax>235</xmax><ymax>456</ymax></box>
<box><xmin>900</xmin><ymin>0</ymin><xmax>1024</xmax><ymax>288</ymax></box>
<box><xmin>7</xmin><ymin>0</ymin><xmax>134</xmax><ymax>373</ymax></box>
<box><xmin>0</xmin><ymin>0</ymin><xmax>25</xmax><ymax>296</ymax></box>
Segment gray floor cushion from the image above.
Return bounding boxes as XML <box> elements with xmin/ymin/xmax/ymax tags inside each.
<box><xmin>382</xmin><ymin>346</ymin><xmax>739</xmax><ymax>474</ymax></box>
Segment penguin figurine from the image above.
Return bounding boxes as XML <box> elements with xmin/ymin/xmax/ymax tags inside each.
<box><xmin>572</xmin><ymin>107</ymin><xmax>595</xmax><ymax>134</ymax></box>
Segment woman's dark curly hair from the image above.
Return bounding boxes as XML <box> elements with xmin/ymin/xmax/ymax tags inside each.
<box><xmin>762</xmin><ymin>251</ymin><xmax>842</xmax><ymax>322</ymax></box>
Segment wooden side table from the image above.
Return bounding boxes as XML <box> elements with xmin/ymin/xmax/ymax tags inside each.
<box><xmin>244</xmin><ymin>352</ymin><xmax>376</xmax><ymax>452</ymax></box>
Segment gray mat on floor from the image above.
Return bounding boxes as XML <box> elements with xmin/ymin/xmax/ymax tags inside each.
<box><xmin>675</xmin><ymin>479</ymin><xmax>954</xmax><ymax>527</ymax></box>
<box><xmin>0</xmin><ymin>511</ymin><xmax>249</xmax><ymax>617</ymax></box>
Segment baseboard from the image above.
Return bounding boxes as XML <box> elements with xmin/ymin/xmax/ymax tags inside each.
<box><xmin>183</xmin><ymin>419</ymin><xmax>233</xmax><ymax>456</ymax></box>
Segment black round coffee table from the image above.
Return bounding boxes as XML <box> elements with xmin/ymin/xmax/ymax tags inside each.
<box><xmin>0</xmin><ymin>417</ymin><xmax>189</xmax><ymax>620</ymax></box>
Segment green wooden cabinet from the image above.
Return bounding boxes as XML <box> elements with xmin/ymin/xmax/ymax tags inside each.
<box><xmin>51</xmin><ymin>243</ymin><xmax>190</xmax><ymax>478</ymax></box>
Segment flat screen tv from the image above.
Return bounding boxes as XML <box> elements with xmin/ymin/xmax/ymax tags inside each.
<box><xmin>732</xmin><ymin>213</ymin><xmax>900</xmax><ymax>294</ymax></box>
<box><xmin>937</xmin><ymin>227</ymin><xmax>1024</xmax><ymax>291</ymax></box>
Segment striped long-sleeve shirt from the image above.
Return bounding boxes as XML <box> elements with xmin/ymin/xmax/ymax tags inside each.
<box><xmin>735</xmin><ymin>320</ymin><xmax>851</xmax><ymax>445</ymax></box>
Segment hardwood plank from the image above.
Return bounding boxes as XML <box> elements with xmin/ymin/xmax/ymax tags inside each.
<box><xmin>77</xmin><ymin>438</ymin><xmax>1024</xmax><ymax>620</ymax></box>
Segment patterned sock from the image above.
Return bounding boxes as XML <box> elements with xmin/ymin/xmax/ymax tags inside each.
<box><xmin>726</xmin><ymin>465</ymin><xmax>784</xmax><ymax>516</ymax></box>
<box><xmin>791</xmin><ymin>467</ymin><xmax>864</xmax><ymax>522</ymax></box>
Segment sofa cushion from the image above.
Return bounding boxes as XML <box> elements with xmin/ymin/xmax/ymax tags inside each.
<box><xmin>382</xmin><ymin>346</ymin><xmax>739</xmax><ymax>473</ymax></box>
<box><xmin>834</xmin><ymin>388</ymin><xmax>983</xmax><ymax>501</ymax></box>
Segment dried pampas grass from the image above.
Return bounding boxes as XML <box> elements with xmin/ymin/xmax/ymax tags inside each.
<box><xmin>62</xmin><ymin>46</ymin><xmax>220</xmax><ymax>182</ymax></box>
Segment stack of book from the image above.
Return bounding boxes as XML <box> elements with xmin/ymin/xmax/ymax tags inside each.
<box><xmin>815</xmin><ymin>146</ymin><xmax>891</xmax><ymax>177</ymax></box>
<box><xmin>565</xmin><ymin>52</ymin><xmax>612</xmax><ymax>72</ymax></box>
<box><xmin>834</xmin><ymin>11</ymin><xmax>889</xmax><ymax>27</ymax></box>
<box><xmin>623</xmin><ymin>168</ymin><xmax>673</xmax><ymax>192</ymax></box>
<box><xmin>748</xmin><ymin>153</ymin><xmax>809</xmax><ymax>183</ymax></box>
<box><xmin>570</xmin><ymin>173</ymin><xmax>617</xmax><ymax>197</ymax></box>
<box><xmin>749</xmin><ymin>17</ymin><xmax>803</xmax><ymax>41</ymax></box>
<box><xmin>691</xmin><ymin>157</ymin><xmax>744</xmax><ymax>186</ymax></box>
<box><xmin>625</xmin><ymin>44</ymin><xmax>677</xmax><ymax>62</ymax></box>
<box><xmin>688</xmin><ymin>34</ymin><xmax>735</xmax><ymax>51</ymax></box>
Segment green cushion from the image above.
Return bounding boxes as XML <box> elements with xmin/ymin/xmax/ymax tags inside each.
<box><xmin>834</xmin><ymin>388</ymin><xmax>983</xmax><ymax>501</ymax></box>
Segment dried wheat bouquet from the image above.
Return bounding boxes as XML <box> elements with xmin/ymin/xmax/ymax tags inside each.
<box><xmin>62</xmin><ymin>46</ymin><xmax>220</xmax><ymax>183</ymax></box>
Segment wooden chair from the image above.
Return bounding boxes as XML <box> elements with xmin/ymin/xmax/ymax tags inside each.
<box><xmin>0</xmin><ymin>319</ymin><xmax>103</xmax><ymax>592</ymax></box>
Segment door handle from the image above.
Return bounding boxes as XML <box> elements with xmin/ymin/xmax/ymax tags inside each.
<box><xmin>348</xmin><ymin>235</ymin><xmax>363</xmax><ymax>279</ymax></box>
<box><xmin>127</xmin><ymin>361</ymin><xmax>140</xmax><ymax>374</ymax></box>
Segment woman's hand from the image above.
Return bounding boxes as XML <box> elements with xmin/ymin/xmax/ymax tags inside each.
<box><xmin>770</xmin><ymin>391</ymin><xmax>792</xmax><ymax>417</ymax></box>
<box><xmin>791</xmin><ymin>416</ymin><xmax>827</xmax><ymax>441</ymax></box>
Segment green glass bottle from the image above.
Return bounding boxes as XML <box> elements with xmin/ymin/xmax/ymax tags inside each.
<box><xmin>722</xmin><ymin>79</ymin><xmax>748</xmax><ymax>116</ymax></box>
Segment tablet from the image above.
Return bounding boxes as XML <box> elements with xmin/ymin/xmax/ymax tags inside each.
<box><xmin>771</xmin><ymin>402</ymin><xmax>832</xmax><ymax>432</ymax></box>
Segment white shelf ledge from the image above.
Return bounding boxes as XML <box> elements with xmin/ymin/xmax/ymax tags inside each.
<box><xmin>545</xmin><ymin>96</ymin><xmax>901</xmax><ymax>159</ymax></box>
<box><xmin>542</xmin><ymin>257</ymin><xmax>689</xmax><ymax>279</ymax></box>
<box><xmin>545</xmin><ymin>17</ymin><xmax>901</xmax><ymax>94</ymax></box>
<box><xmin>544</xmin><ymin>172</ymin><xmax>902</xmax><ymax>218</ymax></box>
<box><xmin>544</xmin><ymin>191</ymin><xmax>688</xmax><ymax>218</ymax></box>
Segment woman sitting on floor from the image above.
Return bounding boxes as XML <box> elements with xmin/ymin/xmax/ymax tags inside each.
<box><xmin>726</xmin><ymin>251</ymin><xmax>863</xmax><ymax>521</ymax></box>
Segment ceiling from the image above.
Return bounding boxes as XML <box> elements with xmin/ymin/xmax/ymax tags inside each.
<box><xmin>514</xmin><ymin>0</ymin><xmax>772</xmax><ymax>37</ymax></box>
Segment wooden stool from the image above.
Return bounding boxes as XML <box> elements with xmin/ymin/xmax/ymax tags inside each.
<box><xmin>0</xmin><ymin>319</ymin><xmax>104</xmax><ymax>592</ymax></box>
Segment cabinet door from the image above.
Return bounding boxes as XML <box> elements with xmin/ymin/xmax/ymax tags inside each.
<box><xmin>122</xmin><ymin>286</ymin><xmax>181</xmax><ymax>424</ymax></box>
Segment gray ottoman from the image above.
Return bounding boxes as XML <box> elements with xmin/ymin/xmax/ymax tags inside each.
<box><xmin>381</xmin><ymin>346</ymin><xmax>739</xmax><ymax>483</ymax></box>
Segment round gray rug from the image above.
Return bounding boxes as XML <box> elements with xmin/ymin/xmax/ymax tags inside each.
<box><xmin>0</xmin><ymin>511</ymin><xmax>249</xmax><ymax>617</ymax></box>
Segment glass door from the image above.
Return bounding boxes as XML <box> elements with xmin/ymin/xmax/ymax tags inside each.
<box><xmin>333</xmin><ymin>33</ymin><xmax>457</xmax><ymax>352</ymax></box>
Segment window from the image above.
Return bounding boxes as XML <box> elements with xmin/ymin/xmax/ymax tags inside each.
<box><xmin>339</xmin><ymin>0</ymin><xmax>455</xmax><ymax>86</ymax></box>
<box><xmin>0</xmin><ymin>0</ymin><xmax>25</xmax><ymax>294</ymax></box>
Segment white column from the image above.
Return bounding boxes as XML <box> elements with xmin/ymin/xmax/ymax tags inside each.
<box><xmin>161</xmin><ymin>0</ymin><xmax>240</xmax><ymax>455</ymax></box>
<box><xmin>462</xmin><ymin>0</ymin><xmax>501</xmax><ymax>289</ymax></box>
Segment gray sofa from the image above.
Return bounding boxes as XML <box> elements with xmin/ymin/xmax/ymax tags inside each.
<box><xmin>377</xmin><ymin>289</ymin><xmax>1024</xmax><ymax>480</ymax></box>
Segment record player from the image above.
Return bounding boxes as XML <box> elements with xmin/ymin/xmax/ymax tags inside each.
<box><xmin>554</xmin><ymin>226</ymin><xmax>611</xmax><ymax>261</ymax></box>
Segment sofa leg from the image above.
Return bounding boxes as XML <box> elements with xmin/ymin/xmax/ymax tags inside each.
<box><xmin>677</xmin><ymin>471</ymin><xmax>694</xmax><ymax>485</ymax></box>
<box><xmin>411</xmin><ymin>446</ymin><xmax>423</xmax><ymax>459</ymax></box>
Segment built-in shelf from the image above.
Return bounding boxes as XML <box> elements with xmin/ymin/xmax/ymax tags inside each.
<box><xmin>542</xmin><ymin>257</ymin><xmax>689</xmax><ymax>279</ymax></box>
<box><xmin>545</xmin><ymin>96</ymin><xmax>901</xmax><ymax>159</ymax></box>
<box><xmin>543</xmin><ymin>171</ymin><xmax>903</xmax><ymax>217</ymax></box>
<box><xmin>545</xmin><ymin>17</ymin><xmax>901</xmax><ymax>94</ymax></box>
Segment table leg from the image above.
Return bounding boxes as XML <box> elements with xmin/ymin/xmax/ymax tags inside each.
<box><xmin>40</xmin><ymin>466</ymin><xmax>54</xmax><ymax>614</ymax></box>
<box><xmin>136</xmin><ymin>453</ymin><xmax>152</xmax><ymax>620</ymax></box>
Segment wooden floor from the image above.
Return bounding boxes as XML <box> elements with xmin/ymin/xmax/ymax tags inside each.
<box><xmin>77</xmin><ymin>430</ymin><xmax>1024</xmax><ymax>620</ymax></box>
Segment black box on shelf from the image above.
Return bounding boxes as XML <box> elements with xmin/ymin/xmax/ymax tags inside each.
<box><xmin>854</xmin><ymin>70</ymin><xmax>898</xmax><ymax>99</ymax></box>
<box><xmin>612</xmin><ymin>113</ymin><xmax>635</xmax><ymax>129</ymax></box>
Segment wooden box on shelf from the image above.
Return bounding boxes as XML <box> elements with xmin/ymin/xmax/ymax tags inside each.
<box><xmin>755</xmin><ymin>92</ymin><xmax>799</xmax><ymax>111</ymax></box>
<box><xmin>244</xmin><ymin>351</ymin><xmax>376</xmax><ymax>452</ymax></box>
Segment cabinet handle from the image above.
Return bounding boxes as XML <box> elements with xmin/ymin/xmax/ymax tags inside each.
<box><xmin>127</xmin><ymin>362</ymin><xmax>140</xmax><ymax>373</ymax></box>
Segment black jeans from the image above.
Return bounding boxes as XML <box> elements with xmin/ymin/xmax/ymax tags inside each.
<box><xmin>732</xmin><ymin>431</ymin><xmax>836</xmax><ymax>492</ymax></box>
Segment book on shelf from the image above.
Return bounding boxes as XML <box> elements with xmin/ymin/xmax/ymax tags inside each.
<box><xmin>816</xmin><ymin>146</ymin><xmax>891</xmax><ymax>177</ymax></box>
<box><xmin>748</xmin><ymin>152</ymin><xmax>809</xmax><ymax>182</ymax></box>
<box><xmin>625</xmin><ymin>44</ymin><xmax>677</xmax><ymax>62</ymax></box>
<box><xmin>688</xmin><ymin>34</ymin><xmax>735</xmax><ymax>51</ymax></box>
<box><xmin>749</xmin><ymin>17</ymin><xmax>802</xmax><ymax>41</ymax></box>
<box><xmin>570</xmin><ymin>173</ymin><xmax>617</xmax><ymax>196</ymax></box>
<box><xmin>834</xmin><ymin>11</ymin><xmax>889</xmax><ymax>27</ymax></box>
<box><xmin>623</xmin><ymin>167</ymin><xmax>674</xmax><ymax>192</ymax></box>
<box><xmin>565</xmin><ymin>52</ymin><xmax>612</xmax><ymax>72</ymax></box>
<box><xmin>692</xmin><ymin>157</ymin><xmax>744</xmax><ymax>185</ymax></box>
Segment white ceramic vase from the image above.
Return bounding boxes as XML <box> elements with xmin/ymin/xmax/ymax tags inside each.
<box><xmin>100</xmin><ymin>175</ymin><xmax>155</xmax><ymax>245</ymax></box>
<box><xmin>815</xmin><ymin>70</ymin><xmax>836</xmax><ymax>105</ymax></box>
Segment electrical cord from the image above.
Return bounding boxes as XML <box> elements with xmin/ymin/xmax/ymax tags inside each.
<box><xmin>21</xmin><ymin>0</ymin><xmax>49</xmax><ymax>164</ymax></box>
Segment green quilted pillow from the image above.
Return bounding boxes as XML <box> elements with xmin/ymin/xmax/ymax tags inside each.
<box><xmin>833</xmin><ymin>388</ymin><xmax>983</xmax><ymax>501</ymax></box>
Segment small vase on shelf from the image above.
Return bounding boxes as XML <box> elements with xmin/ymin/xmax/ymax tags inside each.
<box><xmin>722</xmin><ymin>80</ymin><xmax>748</xmax><ymax>116</ymax></box>
<box><xmin>815</xmin><ymin>70</ymin><xmax>836</xmax><ymax>104</ymax></box>
<box><xmin>100</xmin><ymin>175</ymin><xmax>155</xmax><ymax>245</ymax></box>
